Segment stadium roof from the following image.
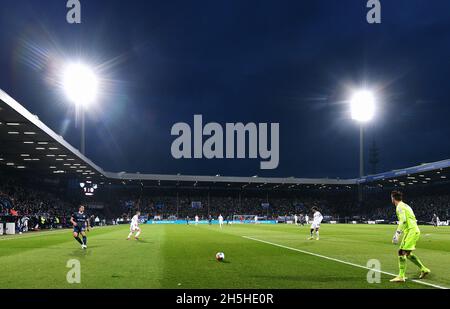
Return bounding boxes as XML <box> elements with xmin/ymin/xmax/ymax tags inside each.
<box><xmin>359</xmin><ymin>159</ymin><xmax>450</xmax><ymax>189</ymax></box>
<box><xmin>1</xmin><ymin>88</ymin><xmax>449</xmax><ymax>189</ymax></box>
<box><xmin>0</xmin><ymin>89</ymin><xmax>105</xmax><ymax>181</ymax></box>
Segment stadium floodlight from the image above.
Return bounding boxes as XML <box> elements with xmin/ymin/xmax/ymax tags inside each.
<box><xmin>349</xmin><ymin>89</ymin><xmax>377</xmax><ymax>201</ymax></box>
<box><xmin>62</xmin><ymin>63</ymin><xmax>98</xmax><ymax>107</ymax></box>
<box><xmin>62</xmin><ymin>62</ymin><xmax>98</xmax><ymax>155</ymax></box>
<box><xmin>350</xmin><ymin>90</ymin><xmax>375</xmax><ymax>123</ymax></box>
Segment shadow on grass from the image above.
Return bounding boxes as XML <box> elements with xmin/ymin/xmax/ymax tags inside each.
<box><xmin>69</xmin><ymin>248</ymin><xmax>95</xmax><ymax>257</ymax></box>
<box><xmin>216</xmin><ymin>260</ymin><xmax>231</xmax><ymax>264</ymax></box>
<box><xmin>134</xmin><ymin>239</ymin><xmax>153</xmax><ymax>244</ymax></box>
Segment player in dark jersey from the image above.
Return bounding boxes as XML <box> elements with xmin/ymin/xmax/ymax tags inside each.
<box><xmin>70</xmin><ymin>205</ymin><xmax>90</xmax><ymax>249</ymax></box>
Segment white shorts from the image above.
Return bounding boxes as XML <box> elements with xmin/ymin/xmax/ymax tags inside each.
<box><xmin>219</xmin><ymin>220</ymin><xmax>223</xmax><ymax>224</ymax></box>
<box><xmin>311</xmin><ymin>222</ymin><xmax>321</xmax><ymax>229</ymax></box>
<box><xmin>130</xmin><ymin>224</ymin><xmax>140</xmax><ymax>232</ymax></box>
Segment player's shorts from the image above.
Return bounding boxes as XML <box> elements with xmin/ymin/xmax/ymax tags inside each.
<box><xmin>73</xmin><ymin>225</ymin><xmax>86</xmax><ymax>234</ymax></box>
<box><xmin>130</xmin><ymin>224</ymin><xmax>139</xmax><ymax>232</ymax></box>
<box><xmin>400</xmin><ymin>229</ymin><xmax>420</xmax><ymax>251</ymax></box>
<box><xmin>311</xmin><ymin>222</ymin><xmax>321</xmax><ymax>229</ymax></box>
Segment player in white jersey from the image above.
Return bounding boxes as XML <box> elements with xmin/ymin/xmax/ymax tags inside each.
<box><xmin>195</xmin><ymin>215</ymin><xmax>199</xmax><ymax>225</ymax></box>
<box><xmin>294</xmin><ymin>214</ymin><xmax>298</xmax><ymax>225</ymax></box>
<box><xmin>127</xmin><ymin>211</ymin><xmax>141</xmax><ymax>240</ymax></box>
<box><xmin>218</xmin><ymin>214</ymin><xmax>224</xmax><ymax>228</ymax></box>
<box><xmin>309</xmin><ymin>207</ymin><xmax>323</xmax><ymax>240</ymax></box>
<box><xmin>305</xmin><ymin>214</ymin><xmax>309</xmax><ymax>224</ymax></box>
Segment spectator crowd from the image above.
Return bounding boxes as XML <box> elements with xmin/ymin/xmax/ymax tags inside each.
<box><xmin>2</xmin><ymin>174</ymin><xmax>449</xmax><ymax>232</ymax></box>
<box><xmin>1</xmin><ymin>179</ymin><xmax>105</xmax><ymax>233</ymax></box>
<box><xmin>118</xmin><ymin>191</ymin><xmax>449</xmax><ymax>223</ymax></box>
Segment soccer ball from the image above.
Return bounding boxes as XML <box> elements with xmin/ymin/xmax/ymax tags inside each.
<box><xmin>216</xmin><ymin>252</ymin><xmax>225</xmax><ymax>261</ymax></box>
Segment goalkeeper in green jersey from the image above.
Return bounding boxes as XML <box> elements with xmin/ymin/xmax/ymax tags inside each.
<box><xmin>390</xmin><ymin>191</ymin><xmax>431</xmax><ymax>283</ymax></box>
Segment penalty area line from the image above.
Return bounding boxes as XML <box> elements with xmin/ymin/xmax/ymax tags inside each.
<box><xmin>242</xmin><ymin>236</ymin><xmax>447</xmax><ymax>290</ymax></box>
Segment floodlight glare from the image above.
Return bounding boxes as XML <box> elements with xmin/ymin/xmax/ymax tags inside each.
<box><xmin>63</xmin><ymin>63</ymin><xmax>98</xmax><ymax>106</ymax></box>
<box><xmin>350</xmin><ymin>90</ymin><xmax>376</xmax><ymax>122</ymax></box>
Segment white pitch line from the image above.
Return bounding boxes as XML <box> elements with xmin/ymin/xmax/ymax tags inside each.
<box><xmin>242</xmin><ymin>236</ymin><xmax>448</xmax><ymax>290</ymax></box>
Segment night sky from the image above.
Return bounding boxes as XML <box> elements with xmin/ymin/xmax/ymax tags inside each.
<box><xmin>1</xmin><ymin>0</ymin><xmax>450</xmax><ymax>179</ymax></box>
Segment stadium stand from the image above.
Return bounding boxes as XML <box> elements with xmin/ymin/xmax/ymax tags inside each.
<box><xmin>1</xmin><ymin>88</ymin><xmax>450</xmax><ymax>234</ymax></box>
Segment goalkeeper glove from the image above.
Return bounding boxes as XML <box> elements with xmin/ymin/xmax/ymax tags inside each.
<box><xmin>392</xmin><ymin>230</ymin><xmax>402</xmax><ymax>244</ymax></box>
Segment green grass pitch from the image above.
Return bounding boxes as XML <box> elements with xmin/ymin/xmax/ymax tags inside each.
<box><xmin>0</xmin><ymin>224</ymin><xmax>449</xmax><ymax>289</ymax></box>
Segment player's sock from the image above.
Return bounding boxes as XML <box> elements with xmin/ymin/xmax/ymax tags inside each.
<box><xmin>398</xmin><ymin>256</ymin><xmax>407</xmax><ymax>278</ymax></box>
<box><xmin>310</xmin><ymin>229</ymin><xmax>314</xmax><ymax>237</ymax></box>
<box><xmin>82</xmin><ymin>236</ymin><xmax>87</xmax><ymax>246</ymax></box>
<box><xmin>135</xmin><ymin>231</ymin><xmax>141</xmax><ymax>238</ymax></box>
<box><xmin>316</xmin><ymin>231</ymin><xmax>320</xmax><ymax>239</ymax></box>
<box><xmin>407</xmin><ymin>254</ymin><xmax>426</xmax><ymax>270</ymax></box>
<box><xmin>127</xmin><ymin>232</ymin><xmax>133</xmax><ymax>239</ymax></box>
<box><xmin>74</xmin><ymin>236</ymin><xmax>83</xmax><ymax>245</ymax></box>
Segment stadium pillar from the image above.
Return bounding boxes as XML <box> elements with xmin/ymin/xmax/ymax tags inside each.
<box><xmin>81</xmin><ymin>108</ymin><xmax>86</xmax><ymax>155</ymax></box>
<box><xmin>358</xmin><ymin>125</ymin><xmax>364</xmax><ymax>202</ymax></box>
<box><xmin>359</xmin><ymin>125</ymin><xmax>364</xmax><ymax>178</ymax></box>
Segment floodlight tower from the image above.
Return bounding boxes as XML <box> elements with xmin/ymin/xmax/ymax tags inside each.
<box><xmin>62</xmin><ymin>63</ymin><xmax>98</xmax><ymax>155</ymax></box>
<box><xmin>350</xmin><ymin>90</ymin><xmax>376</xmax><ymax>201</ymax></box>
